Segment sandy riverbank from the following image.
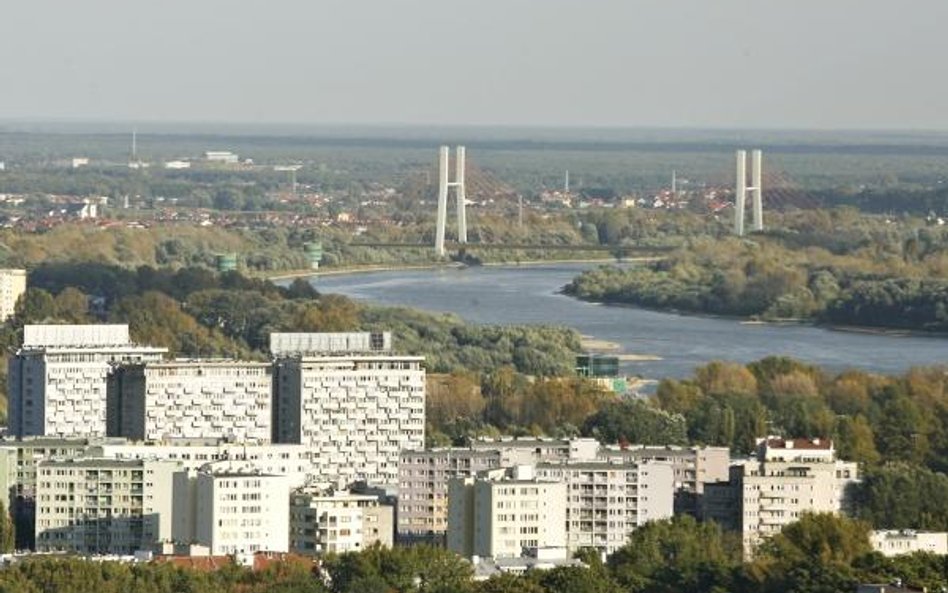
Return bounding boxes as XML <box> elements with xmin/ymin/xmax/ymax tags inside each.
<box><xmin>266</xmin><ymin>262</ymin><xmax>464</xmax><ymax>281</ymax></box>
<box><xmin>579</xmin><ymin>336</ymin><xmax>663</xmax><ymax>361</ymax></box>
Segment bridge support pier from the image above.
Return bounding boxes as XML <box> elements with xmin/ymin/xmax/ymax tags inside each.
<box><xmin>734</xmin><ymin>149</ymin><xmax>763</xmax><ymax>236</ymax></box>
<box><xmin>435</xmin><ymin>145</ymin><xmax>467</xmax><ymax>256</ymax></box>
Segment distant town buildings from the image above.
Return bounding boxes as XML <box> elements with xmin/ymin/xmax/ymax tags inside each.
<box><xmin>204</xmin><ymin>151</ymin><xmax>239</xmax><ymax>164</ymax></box>
<box><xmin>0</xmin><ymin>268</ymin><xmax>26</xmax><ymax>322</ymax></box>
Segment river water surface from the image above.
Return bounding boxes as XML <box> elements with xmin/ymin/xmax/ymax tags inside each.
<box><xmin>309</xmin><ymin>264</ymin><xmax>948</xmax><ymax>379</ymax></box>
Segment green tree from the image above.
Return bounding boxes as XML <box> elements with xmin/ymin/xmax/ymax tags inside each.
<box><xmin>608</xmin><ymin>515</ymin><xmax>739</xmax><ymax>593</ymax></box>
<box><xmin>582</xmin><ymin>399</ymin><xmax>688</xmax><ymax>446</ymax></box>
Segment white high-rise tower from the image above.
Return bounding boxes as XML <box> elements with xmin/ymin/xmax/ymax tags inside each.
<box><xmin>734</xmin><ymin>149</ymin><xmax>764</xmax><ymax>236</ymax></box>
<box><xmin>435</xmin><ymin>146</ymin><xmax>468</xmax><ymax>256</ymax></box>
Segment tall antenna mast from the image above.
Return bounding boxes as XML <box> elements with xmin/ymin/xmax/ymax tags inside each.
<box><xmin>131</xmin><ymin>127</ymin><xmax>137</xmax><ymax>161</ymax></box>
<box><xmin>672</xmin><ymin>170</ymin><xmax>677</xmax><ymax>195</ymax></box>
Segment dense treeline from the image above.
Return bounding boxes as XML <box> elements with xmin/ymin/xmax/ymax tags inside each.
<box><xmin>566</xmin><ymin>210</ymin><xmax>948</xmax><ymax>332</ymax></box>
<box><xmin>828</xmin><ymin>186</ymin><xmax>948</xmax><ymax>216</ymax></box>
<box><xmin>654</xmin><ymin>357</ymin><xmax>948</xmax><ymax>468</ymax></box>
<box><xmin>3</xmin><ymin>514</ymin><xmax>947</xmax><ymax>593</ymax></box>
<box><xmin>426</xmin><ymin>369</ymin><xmax>618</xmax><ymax>445</ymax></box>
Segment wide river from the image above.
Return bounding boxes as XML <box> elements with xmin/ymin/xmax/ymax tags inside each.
<box><xmin>310</xmin><ymin>263</ymin><xmax>948</xmax><ymax>380</ymax></box>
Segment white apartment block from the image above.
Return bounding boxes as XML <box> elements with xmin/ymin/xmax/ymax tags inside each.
<box><xmin>273</xmin><ymin>333</ymin><xmax>425</xmax><ymax>485</ymax></box>
<box><xmin>470</xmin><ymin>439</ymin><xmax>728</xmax><ymax>516</ymax></box>
<box><xmin>599</xmin><ymin>445</ymin><xmax>730</xmax><ymax>501</ymax></box>
<box><xmin>398</xmin><ymin>448</ymin><xmax>503</xmax><ymax>543</ymax></box>
<box><xmin>469</xmin><ymin>437</ymin><xmax>600</xmax><ymax>465</ymax></box>
<box><xmin>290</xmin><ymin>485</ymin><xmax>394</xmax><ymax>555</ymax></box>
<box><xmin>711</xmin><ymin>437</ymin><xmax>859</xmax><ymax>558</ymax></box>
<box><xmin>34</xmin><ymin>458</ymin><xmax>179</xmax><ymax>555</ymax></box>
<box><xmin>448</xmin><ymin>466</ymin><xmax>567</xmax><ymax>559</ymax></box>
<box><xmin>0</xmin><ymin>269</ymin><xmax>26</xmax><ymax>322</ymax></box>
<box><xmin>107</xmin><ymin>361</ymin><xmax>272</xmax><ymax>443</ymax></box>
<box><xmin>173</xmin><ymin>462</ymin><xmax>290</xmax><ymax>556</ymax></box>
<box><xmin>535</xmin><ymin>460</ymin><xmax>675</xmax><ymax>555</ymax></box>
<box><xmin>8</xmin><ymin>325</ymin><xmax>166</xmax><ymax>438</ymax></box>
<box><xmin>871</xmin><ymin>530</ymin><xmax>948</xmax><ymax>557</ymax></box>
<box><xmin>88</xmin><ymin>440</ymin><xmax>314</xmax><ymax>489</ymax></box>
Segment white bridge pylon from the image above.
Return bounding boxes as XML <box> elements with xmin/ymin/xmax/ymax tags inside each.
<box><xmin>435</xmin><ymin>145</ymin><xmax>467</xmax><ymax>256</ymax></box>
<box><xmin>735</xmin><ymin>149</ymin><xmax>764</xmax><ymax>236</ymax></box>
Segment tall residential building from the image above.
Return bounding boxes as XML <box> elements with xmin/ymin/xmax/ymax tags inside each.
<box><xmin>107</xmin><ymin>361</ymin><xmax>272</xmax><ymax>443</ymax></box>
<box><xmin>448</xmin><ymin>466</ymin><xmax>567</xmax><ymax>559</ymax></box>
<box><xmin>8</xmin><ymin>325</ymin><xmax>166</xmax><ymax>438</ymax></box>
<box><xmin>272</xmin><ymin>332</ymin><xmax>425</xmax><ymax>485</ymax></box>
<box><xmin>703</xmin><ymin>437</ymin><xmax>859</xmax><ymax>558</ymax></box>
<box><xmin>34</xmin><ymin>458</ymin><xmax>179</xmax><ymax>555</ymax></box>
<box><xmin>398</xmin><ymin>448</ymin><xmax>503</xmax><ymax>543</ymax></box>
<box><xmin>290</xmin><ymin>484</ymin><xmax>394</xmax><ymax>555</ymax></box>
<box><xmin>172</xmin><ymin>461</ymin><xmax>290</xmax><ymax>556</ymax></box>
<box><xmin>535</xmin><ymin>460</ymin><xmax>675</xmax><ymax>555</ymax></box>
<box><xmin>0</xmin><ymin>269</ymin><xmax>26</xmax><ymax>322</ymax></box>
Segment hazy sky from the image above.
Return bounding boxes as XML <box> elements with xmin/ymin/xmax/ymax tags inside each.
<box><xmin>3</xmin><ymin>1</ymin><xmax>947</xmax><ymax>129</ymax></box>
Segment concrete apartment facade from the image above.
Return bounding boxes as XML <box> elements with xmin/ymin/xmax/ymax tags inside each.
<box><xmin>34</xmin><ymin>457</ymin><xmax>179</xmax><ymax>555</ymax></box>
<box><xmin>0</xmin><ymin>269</ymin><xmax>26</xmax><ymax>322</ymax></box>
<box><xmin>290</xmin><ymin>485</ymin><xmax>394</xmax><ymax>555</ymax></box>
<box><xmin>870</xmin><ymin>530</ymin><xmax>948</xmax><ymax>557</ymax></box>
<box><xmin>402</xmin><ymin>440</ymin><xmax>726</xmax><ymax>546</ymax></box>
<box><xmin>8</xmin><ymin>325</ymin><xmax>166</xmax><ymax>438</ymax></box>
<box><xmin>397</xmin><ymin>448</ymin><xmax>503</xmax><ymax>543</ymax></box>
<box><xmin>172</xmin><ymin>462</ymin><xmax>290</xmax><ymax>555</ymax></box>
<box><xmin>598</xmin><ymin>445</ymin><xmax>730</xmax><ymax>514</ymax></box>
<box><xmin>88</xmin><ymin>440</ymin><xmax>314</xmax><ymax>488</ymax></box>
<box><xmin>448</xmin><ymin>466</ymin><xmax>567</xmax><ymax>559</ymax></box>
<box><xmin>107</xmin><ymin>361</ymin><xmax>272</xmax><ymax>443</ymax></box>
<box><xmin>272</xmin><ymin>332</ymin><xmax>425</xmax><ymax>485</ymax></box>
<box><xmin>468</xmin><ymin>437</ymin><xmax>600</xmax><ymax>465</ymax></box>
<box><xmin>704</xmin><ymin>437</ymin><xmax>859</xmax><ymax>558</ymax></box>
<box><xmin>535</xmin><ymin>460</ymin><xmax>675</xmax><ymax>555</ymax></box>
<box><xmin>0</xmin><ymin>438</ymin><xmax>102</xmax><ymax>549</ymax></box>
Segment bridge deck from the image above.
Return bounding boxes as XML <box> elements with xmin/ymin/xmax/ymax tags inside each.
<box><xmin>348</xmin><ymin>242</ymin><xmax>672</xmax><ymax>252</ymax></box>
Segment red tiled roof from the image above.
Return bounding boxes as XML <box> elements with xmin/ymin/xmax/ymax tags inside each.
<box><xmin>154</xmin><ymin>556</ymin><xmax>234</xmax><ymax>571</ymax></box>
